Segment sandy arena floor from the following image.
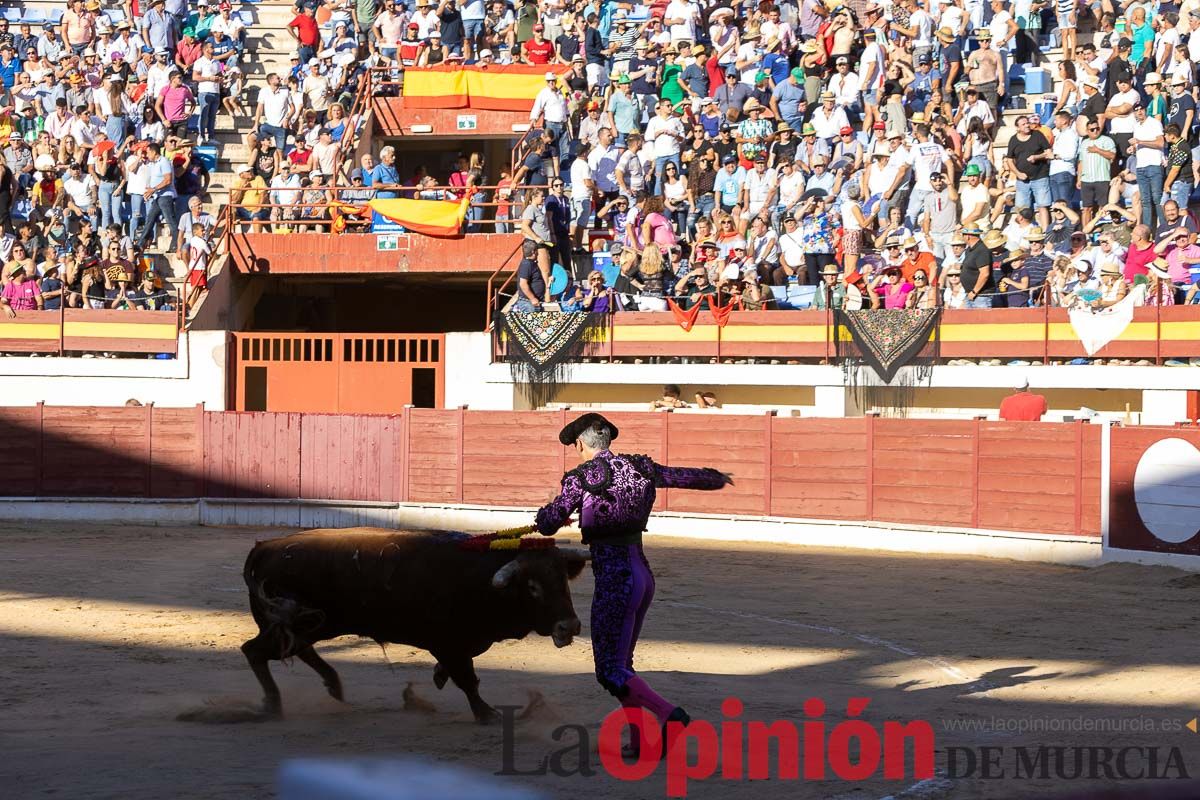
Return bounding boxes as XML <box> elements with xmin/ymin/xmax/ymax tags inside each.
<box><xmin>2</xmin><ymin>521</ymin><xmax>1199</xmax><ymax>800</ymax></box>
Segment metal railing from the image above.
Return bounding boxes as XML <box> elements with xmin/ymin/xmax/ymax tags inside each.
<box><xmin>222</xmin><ymin>182</ymin><xmax>542</xmax><ymax>232</ymax></box>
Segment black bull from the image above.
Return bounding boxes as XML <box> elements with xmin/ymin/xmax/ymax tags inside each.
<box><xmin>241</xmin><ymin>527</ymin><xmax>590</xmax><ymax>722</ymax></box>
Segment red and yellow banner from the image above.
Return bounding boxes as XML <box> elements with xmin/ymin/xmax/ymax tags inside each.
<box><xmin>330</xmin><ymin>195</ymin><xmax>472</xmax><ymax>238</ymax></box>
<box><xmin>402</xmin><ymin>64</ymin><xmax>570</xmax><ymax>112</ymax></box>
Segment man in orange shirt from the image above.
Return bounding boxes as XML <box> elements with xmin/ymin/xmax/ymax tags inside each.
<box><xmin>900</xmin><ymin>237</ymin><xmax>937</xmax><ymax>284</ymax></box>
<box><xmin>999</xmin><ymin>379</ymin><xmax>1048</xmax><ymax>421</ymax></box>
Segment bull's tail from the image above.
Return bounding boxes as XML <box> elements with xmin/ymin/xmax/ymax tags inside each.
<box><xmin>244</xmin><ymin>544</ymin><xmax>325</xmax><ymax>661</ymax></box>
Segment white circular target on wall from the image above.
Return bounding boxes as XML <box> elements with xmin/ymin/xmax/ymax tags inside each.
<box><xmin>1133</xmin><ymin>438</ymin><xmax>1200</xmax><ymax>544</ymax></box>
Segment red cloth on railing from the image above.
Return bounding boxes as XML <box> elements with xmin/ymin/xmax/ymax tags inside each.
<box><xmin>668</xmin><ymin>294</ymin><xmax>739</xmax><ymax>330</ymax></box>
<box><xmin>707</xmin><ymin>294</ymin><xmax>740</xmax><ymax>327</ymax></box>
<box><xmin>668</xmin><ymin>298</ymin><xmax>703</xmax><ymax>331</ymax></box>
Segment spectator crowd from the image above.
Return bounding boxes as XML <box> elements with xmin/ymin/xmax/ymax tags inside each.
<box><xmin>0</xmin><ymin>0</ymin><xmax>268</xmax><ymax>321</ymax></box>
<box><xmin>0</xmin><ymin>0</ymin><xmax>370</xmax><ymax>323</ymax></box>
<box><xmin>312</xmin><ymin>0</ymin><xmax>1200</xmax><ymax>315</ymax></box>
<box><xmin>12</xmin><ymin>0</ymin><xmax>1196</xmax><ymax>323</ymax></box>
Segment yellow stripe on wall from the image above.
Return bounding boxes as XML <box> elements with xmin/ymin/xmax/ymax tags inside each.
<box><xmin>1047</xmin><ymin>321</ymin><xmax>1158</xmax><ymax>341</ymax></box>
<box><xmin>1159</xmin><ymin>321</ymin><xmax>1200</xmax><ymax>339</ymax></box>
<box><xmin>717</xmin><ymin>325</ymin><xmax>827</xmax><ymax>342</ymax></box>
<box><xmin>63</xmin><ymin>322</ymin><xmax>177</xmax><ymax>340</ymax></box>
<box><xmin>0</xmin><ymin>323</ymin><xmax>59</xmax><ymax>340</ymax></box>
<box><xmin>612</xmin><ymin>325</ymin><xmax>719</xmax><ymax>343</ymax></box>
<box><xmin>939</xmin><ymin>323</ymin><xmax>1043</xmax><ymax>342</ymax></box>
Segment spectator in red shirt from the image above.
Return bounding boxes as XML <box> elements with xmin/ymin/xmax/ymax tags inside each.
<box><xmin>175</xmin><ymin>28</ymin><xmax>202</xmax><ymax>71</ymax></box>
<box><xmin>287</xmin><ymin>4</ymin><xmax>320</xmax><ymax>66</ymax></box>
<box><xmin>522</xmin><ymin>24</ymin><xmax>553</xmax><ymax>64</ymax></box>
<box><xmin>288</xmin><ymin>137</ymin><xmax>314</xmax><ymax>174</ymax></box>
<box><xmin>999</xmin><ymin>380</ymin><xmax>1048</xmax><ymax>421</ymax></box>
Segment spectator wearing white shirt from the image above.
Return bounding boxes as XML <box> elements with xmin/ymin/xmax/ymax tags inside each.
<box><xmin>1106</xmin><ymin>74</ymin><xmax>1139</xmax><ymax>158</ymax></box>
<box><xmin>134</xmin><ymin>142</ymin><xmax>179</xmax><ymax>253</ymax></box>
<box><xmin>146</xmin><ymin>49</ymin><xmax>174</xmax><ymax>103</ymax></box>
<box><xmin>827</xmin><ymin>56</ymin><xmax>861</xmax><ymax>112</ymax></box>
<box><xmin>588</xmin><ymin>127</ymin><xmax>620</xmax><ymax>201</ymax></box>
<box><xmin>569</xmin><ymin>141</ymin><xmax>595</xmax><ymax>250</ymax></box>
<box><xmin>269</xmin><ymin>164</ymin><xmax>302</xmax><ymax>222</ymax></box>
<box><xmin>192</xmin><ymin>41</ymin><xmax>223</xmax><ymax>145</ymax></box>
<box><xmin>644</xmin><ymin>98</ymin><xmax>685</xmax><ymax>188</ymax></box>
<box><xmin>734</xmin><ymin>29</ymin><xmax>762</xmax><ymax>86</ymax></box>
<box><xmin>62</xmin><ymin>162</ymin><xmax>98</xmax><ymax>231</ymax></box>
<box><xmin>43</xmin><ymin>100</ymin><xmax>73</xmax><ymax>142</ymax></box>
<box><xmin>254</xmin><ymin>74</ymin><xmax>294</xmax><ymax>151</ymax></box>
<box><xmin>1130</xmin><ymin>102</ymin><xmax>1166</xmax><ymax>231</ymax></box>
<box><xmin>810</xmin><ymin>90</ymin><xmax>850</xmax><ymax>144</ymax></box>
<box><xmin>955</xmin><ymin>87</ymin><xmax>995</xmax><ymax>136</ymax></box>
<box><xmin>741</xmin><ymin>156</ymin><xmax>778</xmax><ymax>218</ymax></box>
<box><xmin>1049</xmin><ymin>110</ymin><xmax>1080</xmax><ymax>204</ymax></box>
<box><xmin>664</xmin><ymin>0</ymin><xmax>699</xmax><ymax>44</ymax></box>
<box><xmin>903</xmin><ymin>125</ymin><xmax>951</xmax><ymax>227</ymax></box>
<box><xmin>530</xmin><ymin>72</ymin><xmax>569</xmax><ymax>167</ymax></box>
<box><xmin>66</xmin><ymin>105</ymin><xmax>99</xmax><ymax>150</ymax></box>
<box><xmin>119</xmin><ymin>147</ymin><xmax>147</xmax><ymax>243</ymax></box>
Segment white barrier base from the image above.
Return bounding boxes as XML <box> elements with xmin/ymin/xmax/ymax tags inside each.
<box><xmin>278</xmin><ymin>759</ymin><xmax>544</xmax><ymax>800</ymax></box>
<box><xmin>0</xmin><ymin>496</ymin><xmax>1116</xmax><ymax>568</ymax></box>
<box><xmin>1100</xmin><ymin>546</ymin><xmax>1200</xmax><ymax>570</ymax></box>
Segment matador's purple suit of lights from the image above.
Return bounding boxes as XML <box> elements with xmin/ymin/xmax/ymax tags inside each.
<box><xmin>535</xmin><ymin>413</ymin><xmax>730</xmax><ymax>745</ymax></box>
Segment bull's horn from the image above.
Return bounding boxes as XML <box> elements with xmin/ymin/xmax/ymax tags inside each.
<box><xmin>557</xmin><ymin>546</ymin><xmax>591</xmax><ymax>562</ymax></box>
<box><xmin>491</xmin><ymin>558</ymin><xmax>523</xmax><ymax>589</ymax></box>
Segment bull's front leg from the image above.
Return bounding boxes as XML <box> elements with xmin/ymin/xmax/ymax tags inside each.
<box><xmin>433</xmin><ymin>652</ymin><xmax>497</xmax><ymax>724</ymax></box>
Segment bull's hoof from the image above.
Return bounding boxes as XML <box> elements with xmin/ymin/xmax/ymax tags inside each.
<box><xmin>517</xmin><ymin>690</ymin><xmax>547</xmax><ymax>720</ymax></box>
<box><xmin>325</xmin><ymin>678</ymin><xmax>344</xmax><ymax>702</ymax></box>
<box><xmin>261</xmin><ymin>698</ymin><xmax>282</xmax><ymax>718</ymax></box>
<box><xmin>433</xmin><ymin>663</ymin><xmax>449</xmax><ymax>690</ymax></box>
<box><xmin>472</xmin><ymin>704</ymin><xmax>501</xmax><ymax>725</ymax></box>
<box><xmin>403</xmin><ymin>682</ymin><xmax>437</xmax><ymax>713</ymax></box>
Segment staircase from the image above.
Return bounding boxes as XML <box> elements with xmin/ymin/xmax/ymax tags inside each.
<box><xmin>994</xmin><ymin>46</ymin><xmax>1070</xmax><ymax>152</ymax></box>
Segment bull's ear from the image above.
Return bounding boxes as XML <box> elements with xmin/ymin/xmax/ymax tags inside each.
<box><xmin>491</xmin><ymin>557</ymin><xmax>523</xmax><ymax>590</ymax></box>
<box><xmin>559</xmin><ymin>546</ymin><xmax>591</xmax><ymax>580</ymax></box>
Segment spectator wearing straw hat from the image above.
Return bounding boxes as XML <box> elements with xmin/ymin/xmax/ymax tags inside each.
<box><xmin>0</xmin><ymin>261</ymin><xmax>41</xmax><ymax>315</ymax></box>
<box><xmin>231</xmin><ymin>163</ymin><xmax>270</xmax><ymax>231</ymax></box>
<box><xmin>810</xmin><ymin>90</ymin><xmax>849</xmax><ymax>145</ymax></box>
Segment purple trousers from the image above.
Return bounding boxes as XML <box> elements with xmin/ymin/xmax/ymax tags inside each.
<box><xmin>590</xmin><ymin>542</ymin><xmax>676</xmax><ymax>723</ymax></box>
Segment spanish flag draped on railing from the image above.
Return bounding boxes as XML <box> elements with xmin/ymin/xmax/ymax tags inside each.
<box><xmin>329</xmin><ymin>193</ymin><xmax>472</xmax><ymax>237</ymax></box>
<box><xmin>401</xmin><ymin>64</ymin><xmax>571</xmax><ymax>112</ymax></box>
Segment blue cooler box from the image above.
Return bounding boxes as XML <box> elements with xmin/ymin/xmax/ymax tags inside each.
<box><xmin>1023</xmin><ymin>67</ymin><xmax>1051</xmax><ymax>94</ymax></box>
<box><xmin>1034</xmin><ymin>97</ymin><xmax>1057</xmax><ymax>125</ymax></box>
<box><xmin>194</xmin><ymin>143</ymin><xmax>218</xmax><ymax>173</ymax></box>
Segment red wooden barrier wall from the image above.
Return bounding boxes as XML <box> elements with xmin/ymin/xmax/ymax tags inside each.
<box><xmin>0</xmin><ymin>406</ymin><xmax>1104</xmax><ymax>538</ymax></box>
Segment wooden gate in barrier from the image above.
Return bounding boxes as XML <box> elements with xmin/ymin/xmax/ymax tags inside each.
<box><xmin>231</xmin><ymin>333</ymin><xmax>445</xmax><ymax>414</ymax></box>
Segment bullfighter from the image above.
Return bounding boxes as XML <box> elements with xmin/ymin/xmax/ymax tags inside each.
<box><xmin>535</xmin><ymin>412</ymin><xmax>731</xmax><ymax>755</ymax></box>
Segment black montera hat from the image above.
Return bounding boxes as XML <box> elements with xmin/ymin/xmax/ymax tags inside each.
<box><xmin>559</xmin><ymin>413</ymin><xmax>620</xmax><ymax>446</ymax></box>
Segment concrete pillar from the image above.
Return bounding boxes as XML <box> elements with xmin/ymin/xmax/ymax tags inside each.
<box><xmin>1142</xmin><ymin>389</ymin><xmax>1190</xmax><ymax>425</ymax></box>
<box><xmin>814</xmin><ymin>384</ymin><xmax>849</xmax><ymax>417</ymax></box>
